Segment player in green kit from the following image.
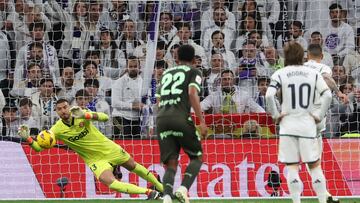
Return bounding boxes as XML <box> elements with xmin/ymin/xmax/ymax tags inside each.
<box><xmin>156</xmin><ymin>45</ymin><xmax>208</xmax><ymax>203</ymax></box>
<box><xmin>18</xmin><ymin>98</ymin><xmax>163</xmax><ymax>199</ymax></box>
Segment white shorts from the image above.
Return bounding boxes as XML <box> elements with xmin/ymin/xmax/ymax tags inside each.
<box><xmin>278</xmin><ymin>136</ymin><xmax>321</xmax><ymax>164</ymax></box>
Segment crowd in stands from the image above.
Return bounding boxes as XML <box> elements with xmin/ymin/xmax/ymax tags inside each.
<box><xmin>0</xmin><ymin>0</ymin><xmax>359</xmax><ymax>139</ymax></box>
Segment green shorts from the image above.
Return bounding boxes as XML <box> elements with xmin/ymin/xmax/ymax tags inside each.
<box><xmin>88</xmin><ymin>147</ymin><xmax>131</xmax><ymax>179</ymax></box>
<box><xmin>157</xmin><ymin>117</ymin><xmax>202</xmax><ymax>164</ymax></box>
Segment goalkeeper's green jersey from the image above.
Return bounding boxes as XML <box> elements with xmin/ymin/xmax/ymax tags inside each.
<box><xmin>50</xmin><ymin>112</ymin><xmax>119</xmax><ymax>164</ymax></box>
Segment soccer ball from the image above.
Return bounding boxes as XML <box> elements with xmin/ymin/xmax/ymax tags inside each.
<box><xmin>37</xmin><ymin>130</ymin><xmax>56</xmax><ymax>149</ymax></box>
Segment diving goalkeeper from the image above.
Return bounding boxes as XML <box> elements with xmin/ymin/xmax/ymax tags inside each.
<box><xmin>18</xmin><ymin>98</ymin><xmax>163</xmax><ymax>199</ymax></box>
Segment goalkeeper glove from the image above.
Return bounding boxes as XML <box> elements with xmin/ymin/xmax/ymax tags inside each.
<box><xmin>18</xmin><ymin>125</ymin><xmax>33</xmax><ymax>144</ymax></box>
<box><xmin>70</xmin><ymin>106</ymin><xmax>92</xmax><ymax>120</ymax></box>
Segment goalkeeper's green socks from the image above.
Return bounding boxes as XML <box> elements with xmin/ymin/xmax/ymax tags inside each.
<box><xmin>132</xmin><ymin>163</ymin><xmax>164</xmax><ymax>192</ymax></box>
<box><xmin>182</xmin><ymin>158</ymin><xmax>202</xmax><ymax>189</ymax></box>
<box><xmin>109</xmin><ymin>180</ymin><xmax>150</xmax><ymax>194</ymax></box>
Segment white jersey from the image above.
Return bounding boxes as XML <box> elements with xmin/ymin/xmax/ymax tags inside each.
<box><xmin>304</xmin><ymin>60</ymin><xmax>332</xmax><ymax>132</ymax></box>
<box><xmin>268</xmin><ymin>65</ymin><xmax>330</xmax><ymax>138</ymax></box>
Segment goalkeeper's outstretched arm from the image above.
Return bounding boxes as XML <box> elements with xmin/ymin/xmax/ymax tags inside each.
<box><xmin>70</xmin><ymin>106</ymin><xmax>109</xmax><ymax>122</ymax></box>
<box><xmin>18</xmin><ymin>125</ymin><xmax>44</xmax><ymax>152</ymax></box>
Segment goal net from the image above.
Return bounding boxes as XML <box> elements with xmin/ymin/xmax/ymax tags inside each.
<box><xmin>0</xmin><ymin>0</ymin><xmax>359</xmax><ymax>200</ymax></box>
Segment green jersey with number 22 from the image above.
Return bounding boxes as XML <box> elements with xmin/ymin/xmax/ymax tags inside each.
<box><xmin>156</xmin><ymin>65</ymin><xmax>202</xmax><ymax>120</ymax></box>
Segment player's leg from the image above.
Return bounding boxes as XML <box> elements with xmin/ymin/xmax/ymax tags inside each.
<box><xmin>175</xmin><ymin>124</ymin><xmax>203</xmax><ymax>203</ymax></box>
<box><xmin>279</xmin><ymin>136</ymin><xmax>302</xmax><ymax>203</ymax></box>
<box><xmin>90</xmin><ymin>161</ymin><xmax>159</xmax><ymax>198</ymax></box>
<box><xmin>158</xmin><ymin>132</ymin><xmax>181</xmax><ymax>202</ymax></box>
<box><xmin>300</xmin><ymin>138</ymin><xmax>327</xmax><ymax>203</ymax></box>
<box><xmin>121</xmin><ymin>157</ymin><xmax>163</xmax><ymax>193</ymax></box>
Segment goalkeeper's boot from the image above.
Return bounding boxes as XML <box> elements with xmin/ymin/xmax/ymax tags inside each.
<box><xmin>147</xmin><ymin>190</ymin><xmax>162</xmax><ymax>200</ymax></box>
<box><xmin>174</xmin><ymin>186</ymin><xmax>189</xmax><ymax>203</ymax></box>
<box><xmin>163</xmin><ymin>194</ymin><xmax>172</xmax><ymax>203</ymax></box>
<box><xmin>327</xmin><ymin>196</ymin><xmax>340</xmax><ymax>203</ymax></box>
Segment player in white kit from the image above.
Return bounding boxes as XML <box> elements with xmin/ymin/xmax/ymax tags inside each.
<box><xmin>266</xmin><ymin>42</ymin><xmax>333</xmax><ymax>203</ymax></box>
<box><xmin>304</xmin><ymin>44</ymin><xmax>347</xmax><ymax>203</ymax></box>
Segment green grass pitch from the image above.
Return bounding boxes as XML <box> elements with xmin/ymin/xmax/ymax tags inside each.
<box><xmin>0</xmin><ymin>198</ymin><xmax>359</xmax><ymax>203</ymax></box>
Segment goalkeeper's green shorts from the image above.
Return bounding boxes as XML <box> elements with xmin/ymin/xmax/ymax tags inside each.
<box><xmin>88</xmin><ymin>147</ymin><xmax>131</xmax><ymax>179</ymax></box>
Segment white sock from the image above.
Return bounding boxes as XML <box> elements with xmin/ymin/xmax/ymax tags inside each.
<box><xmin>310</xmin><ymin>166</ymin><xmax>327</xmax><ymax>203</ymax></box>
<box><xmin>286</xmin><ymin>167</ymin><xmax>302</xmax><ymax>203</ymax></box>
<box><xmin>163</xmin><ymin>194</ymin><xmax>172</xmax><ymax>203</ymax></box>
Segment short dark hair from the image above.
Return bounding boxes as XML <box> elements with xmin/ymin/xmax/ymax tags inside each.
<box><xmin>178</xmin><ymin>45</ymin><xmax>195</xmax><ymax>62</ymax></box>
<box><xmin>311</xmin><ymin>31</ymin><xmax>322</xmax><ymax>38</ymax></box>
<box><xmin>291</xmin><ymin>21</ymin><xmax>303</xmax><ymax>31</ymax></box>
<box><xmin>175</xmin><ymin>21</ymin><xmax>191</xmax><ymax>30</ymax></box>
<box><xmin>329</xmin><ymin>3</ymin><xmax>342</xmax><ymax>10</ymax></box>
<box><xmin>157</xmin><ymin>41</ymin><xmax>167</xmax><ymax>50</ymax></box>
<box><xmin>257</xmin><ymin>76</ymin><xmax>270</xmax><ymax>85</ymax></box>
<box><xmin>84</xmin><ymin>78</ymin><xmax>100</xmax><ymax>88</ymax></box>
<box><xmin>284</xmin><ymin>42</ymin><xmax>304</xmax><ymax>66</ymax></box>
<box><xmin>55</xmin><ymin>98</ymin><xmax>69</xmax><ymax>106</ymax></box>
<box><xmin>307</xmin><ymin>44</ymin><xmax>323</xmax><ymax>58</ymax></box>
<box><xmin>85</xmin><ymin>50</ymin><xmax>100</xmax><ymax>59</ymax></box>
<box><xmin>29</xmin><ymin>41</ymin><xmax>43</xmax><ymax>50</ymax></box>
<box><xmin>211</xmin><ymin>30</ymin><xmax>225</xmax><ymax>39</ymax></box>
<box><xmin>160</xmin><ymin>12</ymin><xmax>173</xmax><ymax>21</ymax></box>
<box><xmin>40</xmin><ymin>78</ymin><xmax>54</xmax><ymax>86</ymax></box>
<box><xmin>75</xmin><ymin>89</ymin><xmax>90</xmax><ymax>98</ymax></box>
<box><xmin>2</xmin><ymin>104</ymin><xmax>17</xmax><ymax>113</ymax></box>
<box><xmin>83</xmin><ymin>60</ymin><xmax>98</xmax><ymax>70</ymax></box>
<box><xmin>27</xmin><ymin>63</ymin><xmax>41</xmax><ymax>71</ymax></box>
<box><xmin>155</xmin><ymin>60</ymin><xmax>168</xmax><ymax>69</ymax></box>
<box><xmin>19</xmin><ymin>98</ymin><xmax>33</xmax><ymax>107</ymax></box>
<box><xmin>29</xmin><ymin>22</ymin><xmax>46</xmax><ymax>32</ymax></box>
<box><xmin>221</xmin><ymin>69</ymin><xmax>234</xmax><ymax>77</ymax></box>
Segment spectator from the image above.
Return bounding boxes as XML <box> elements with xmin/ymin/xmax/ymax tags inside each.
<box><xmin>0</xmin><ymin>104</ymin><xmax>18</xmax><ymax>137</ymax></box>
<box><xmin>155</xmin><ymin>40</ymin><xmax>168</xmax><ymax>61</ymax></box>
<box><xmin>77</xmin><ymin>60</ymin><xmax>113</xmax><ymax>96</ymax></box>
<box><xmin>86</xmin><ymin>1</ymin><xmax>102</xmax><ymax>39</ymax></box>
<box><xmin>234</xmin><ymin>0</ymin><xmax>280</xmax><ymax>32</ymax></box>
<box><xmin>117</xmin><ymin>19</ymin><xmax>145</xmax><ymax>58</ymax></box>
<box><xmin>166</xmin><ymin>22</ymin><xmax>208</xmax><ymax>68</ymax></box>
<box><xmin>264</xmin><ymin>46</ymin><xmax>284</xmax><ymax>71</ymax></box>
<box><xmin>98</xmin><ymin>0</ymin><xmax>133</xmax><ymax>38</ymax></box>
<box><xmin>309</xmin><ymin>31</ymin><xmax>334</xmax><ymax>68</ymax></box>
<box><xmin>201</xmin><ymin>69</ymin><xmax>265</xmax><ymax>114</ymax></box>
<box><xmin>235</xmin><ymin>13</ymin><xmax>270</xmax><ymax>53</ymax></box>
<box><xmin>255</xmin><ymin>77</ymin><xmax>269</xmax><ymax>111</ymax></box>
<box><xmin>276</xmin><ymin>21</ymin><xmax>307</xmax><ymax>57</ymax></box>
<box><xmin>206</xmin><ymin>53</ymin><xmax>225</xmax><ymax>95</ymax></box>
<box><xmin>84</xmin><ymin>78</ymin><xmax>112</xmax><ymax>137</ymax></box>
<box><xmin>18</xmin><ymin>98</ymin><xmax>40</xmax><ymax>135</ymax></box>
<box><xmin>237</xmin><ymin>42</ymin><xmax>260</xmax><ymax>97</ymax></box>
<box><xmin>202</xmin><ymin>7</ymin><xmax>235</xmax><ymax>52</ymax></box>
<box><xmin>97</xmin><ymin>27</ymin><xmax>126</xmax><ymax>71</ymax></box>
<box><xmin>158</xmin><ymin>12</ymin><xmax>177</xmax><ymax>46</ymax></box>
<box><xmin>241</xmin><ymin>119</ymin><xmax>262</xmax><ymax>138</ymax></box>
<box><xmin>167</xmin><ymin>43</ymin><xmax>180</xmax><ymax>68</ymax></box>
<box><xmin>201</xmin><ymin>0</ymin><xmax>236</xmax><ymax>32</ymax></box>
<box><xmin>11</xmin><ymin>63</ymin><xmax>42</xmax><ymax>98</ymax></box>
<box><xmin>84</xmin><ymin>50</ymin><xmax>123</xmax><ymax>80</ymax></box>
<box><xmin>343</xmin><ymin>35</ymin><xmax>360</xmax><ymax>85</ymax></box>
<box><xmin>30</xmin><ymin>78</ymin><xmax>58</xmax><ymax>130</ymax></box>
<box><xmin>340</xmin><ymin>85</ymin><xmax>360</xmax><ymax>134</ymax></box>
<box><xmin>14</xmin><ymin>22</ymin><xmax>60</xmax><ymax>86</ymax></box>
<box><xmin>314</xmin><ymin>3</ymin><xmax>355</xmax><ymax>59</ymax></box>
<box><xmin>73</xmin><ymin>89</ymin><xmax>91</xmax><ymax>110</ymax></box>
<box><xmin>0</xmin><ymin>30</ymin><xmax>10</xmax><ymax>81</ymax></box>
<box><xmin>207</xmin><ymin>30</ymin><xmax>236</xmax><ymax>70</ymax></box>
<box><xmin>0</xmin><ymin>70</ymin><xmax>16</xmax><ymax>105</ymax></box>
<box><xmin>44</xmin><ymin>0</ymin><xmax>89</xmax><ymax>65</ymax></box>
<box><xmin>112</xmin><ymin>56</ymin><xmax>143</xmax><ymax>139</ymax></box>
<box><xmin>332</xmin><ymin>64</ymin><xmax>347</xmax><ymax>86</ymax></box>
<box><xmin>57</xmin><ymin>65</ymin><xmax>83</xmax><ymax>103</ymax></box>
